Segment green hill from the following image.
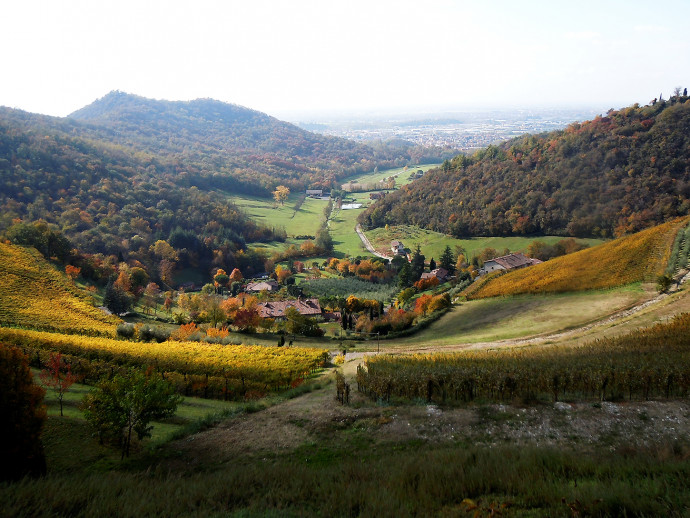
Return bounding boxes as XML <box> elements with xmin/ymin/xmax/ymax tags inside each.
<box><xmin>359</xmin><ymin>95</ymin><xmax>690</xmax><ymax>239</ymax></box>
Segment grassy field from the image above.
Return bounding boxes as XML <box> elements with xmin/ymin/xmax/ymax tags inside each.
<box><xmin>228</xmin><ymin>192</ymin><xmax>329</xmax><ymax>237</ymax></box>
<box><xmin>367</xmin><ymin>224</ymin><xmax>604</xmax><ymax>261</ymax></box>
<box><xmin>382</xmin><ymin>285</ymin><xmax>649</xmax><ymax>349</ymax></box>
<box><xmin>340</xmin><ymin>163</ymin><xmax>439</xmax><ymax>188</ymax></box>
<box><xmin>329</xmin><ymin>192</ymin><xmax>374</xmax><ymax>258</ymax></box>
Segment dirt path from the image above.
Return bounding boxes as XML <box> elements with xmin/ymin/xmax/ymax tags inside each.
<box><xmin>355</xmin><ymin>223</ymin><xmax>391</xmax><ymax>260</ymax></box>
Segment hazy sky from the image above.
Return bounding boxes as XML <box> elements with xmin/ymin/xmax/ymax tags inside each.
<box><xmin>2</xmin><ymin>0</ymin><xmax>689</xmax><ymax>119</ymax></box>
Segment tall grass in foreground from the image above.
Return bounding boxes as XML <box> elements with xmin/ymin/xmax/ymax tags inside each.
<box><xmin>358</xmin><ymin>313</ymin><xmax>690</xmax><ymax>404</ymax></box>
<box><xmin>2</xmin><ymin>442</ymin><xmax>689</xmax><ymax>517</ymax></box>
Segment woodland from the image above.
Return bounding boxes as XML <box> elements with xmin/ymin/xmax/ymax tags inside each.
<box><xmin>359</xmin><ymin>94</ymin><xmax>690</xmax><ymax>238</ymax></box>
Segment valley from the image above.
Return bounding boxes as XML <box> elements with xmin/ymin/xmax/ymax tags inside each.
<box><xmin>3</xmin><ymin>92</ymin><xmax>690</xmax><ymax>517</ymax></box>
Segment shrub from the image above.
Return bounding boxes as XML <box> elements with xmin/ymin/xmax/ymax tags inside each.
<box><xmin>0</xmin><ymin>344</ymin><xmax>46</xmax><ymax>481</ymax></box>
<box><xmin>116</xmin><ymin>323</ymin><xmax>136</xmax><ymax>339</ymax></box>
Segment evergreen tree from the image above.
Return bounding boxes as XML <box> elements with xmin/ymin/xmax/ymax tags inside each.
<box><xmin>398</xmin><ymin>261</ymin><xmax>412</xmax><ymax>289</ymax></box>
<box><xmin>440</xmin><ymin>245</ymin><xmax>456</xmax><ymax>275</ymax></box>
<box><xmin>410</xmin><ymin>244</ymin><xmax>425</xmax><ymax>282</ymax></box>
<box><xmin>429</xmin><ymin>257</ymin><xmax>436</xmax><ymax>271</ymax></box>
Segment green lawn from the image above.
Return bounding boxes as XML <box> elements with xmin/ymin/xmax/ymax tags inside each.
<box><xmin>366</xmin><ymin>224</ymin><xmax>605</xmax><ymax>261</ymax></box>
<box><xmin>340</xmin><ymin>163</ymin><xmax>440</xmax><ymax>188</ymax></box>
<box><xmin>229</xmin><ymin>192</ymin><xmax>329</xmax><ymax>237</ymax></box>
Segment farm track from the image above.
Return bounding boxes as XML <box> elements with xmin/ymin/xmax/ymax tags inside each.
<box><xmin>355</xmin><ymin>224</ymin><xmax>391</xmax><ymax>260</ymax></box>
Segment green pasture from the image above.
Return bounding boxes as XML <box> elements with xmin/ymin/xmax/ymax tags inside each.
<box><xmin>366</xmin><ymin>224</ymin><xmax>605</xmax><ymax>261</ymax></box>
<box><xmin>229</xmin><ymin>193</ymin><xmax>329</xmax><ymax>237</ymax></box>
<box><xmin>340</xmin><ymin>163</ymin><xmax>440</xmax><ymax>188</ymax></box>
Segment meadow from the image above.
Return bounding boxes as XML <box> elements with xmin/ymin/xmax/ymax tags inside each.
<box><xmin>367</xmin><ymin>224</ymin><xmax>604</xmax><ymax>261</ymax></box>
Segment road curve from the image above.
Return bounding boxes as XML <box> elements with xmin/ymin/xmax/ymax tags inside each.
<box><xmin>355</xmin><ymin>224</ymin><xmax>392</xmax><ymax>260</ymax></box>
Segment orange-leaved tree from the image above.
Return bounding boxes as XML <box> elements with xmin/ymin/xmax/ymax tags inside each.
<box><xmin>39</xmin><ymin>352</ymin><xmax>77</xmax><ymax>417</ymax></box>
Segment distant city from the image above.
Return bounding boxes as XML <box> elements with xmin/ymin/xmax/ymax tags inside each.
<box><xmin>293</xmin><ymin>107</ymin><xmax>606</xmax><ymax>150</ymax></box>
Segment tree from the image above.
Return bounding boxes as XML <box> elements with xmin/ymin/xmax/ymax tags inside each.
<box><xmin>440</xmin><ymin>245</ymin><xmax>456</xmax><ymax>275</ymax></box>
<box><xmin>142</xmin><ymin>282</ymin><xmax>161</xmax><ymax>315</ymax></box>
<box><xmin>229</xmin><ymin>268</ymin><xmax>243</xmax><ymax>283</ymax></box>
<box><xmin>429</xmin><ymin>257</ymin><xmax>436</xmax><ymax>271</ymax></box>
<box><xmin>273</xmin><ymin>185</ymin><xmax>290</xmax><ymax>205</ymax></box>
<box><xmin>213</xmin><ymin>268</ymin><xmax>229</xmax><ymax>294</ymax></box>
<box><xmin>398</xmin><ymin>261</ymin><xmax>412</xmax><ymax>289</ymax></box>
<box><xmin>315</xmin><ymin>227</ymin><xmax>333</xmax><ymax>252</ymax></box>
<box><xmin>410</xmin><ymin>244</ymin><xmax>426</xmax><ymax>282</ymax></box>
<box><xmin>65</xmin><ymin>265</ymin><xmax>81</xmax><ymax>283</ymax></box>
<box><xmin>103</xmin><ymin>280</ymin><xmax>132</xmax><ymax>315</ymax></box>
<box><xmin>82</xmin><ymin>370</ymin><xmax>181</xmax><ymax>459</ymax></box>
<box><xmin>39</xmin><ymin>352</ymin><xmax>77</xmax><ymax>417</ymax></box>
<box><xmin>0</xmin><ymin>344</ymin><xmax>47</xmax><ymax>481</ymax></box>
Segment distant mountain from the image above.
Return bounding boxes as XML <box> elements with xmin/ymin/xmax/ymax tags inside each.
<box><xmin>68</xmin><ymin>91</ymin><xmax>451</xmax><ymax>193</ymax></box>
<box><xmin>359</xmin><ymin>96</ymin><xmax>690</xmax><ymax>238</ymax></box>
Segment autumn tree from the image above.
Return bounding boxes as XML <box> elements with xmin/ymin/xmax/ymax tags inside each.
<box><xmin>0</xmin><ymin>344</ymin><xmax>46</xmax><ymax>480</ymax></box>
<box><xmin>273</xmin><ymin>185</ymin><xmax>290</xmax><ymax>205</ymax></box>
<box><xmin>65</xmin><ymin>265</ymin><xmax>81</xmax><ymax>283</ymax></box>
<box><xmin>229</xmin><ymin>268</ymin><xmax>243</xmax><ymax>283</ymax></box>
<box><xmin>213</xmin><ymin>268</ymin><xmax>230</xmax><ymax>294</ymax></box>
<box><xmin>82</xmin><ymin>370</ymin><xmax>181</xmax><ymax>459</ymax></box>
<box><xmin>39</xmin><ymin>352</ymin><xmax>78</xmax><ymax>417</ymax></box>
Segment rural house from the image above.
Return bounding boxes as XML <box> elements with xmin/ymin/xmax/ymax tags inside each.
<box><xmin>306</xmin><ymin>189</ymin><xmax>323</xmax><ymax>197</ymax></box>
<box><xmin>257</xmin><ymin>298</ymin><xmax>322</xmax><ymax>319</ymax></box>
<box><xmin>478</xmin><ymin>253</ymin><xmax>542</xmax><ymax>276</ymax></box>
<box><xmin>391</xmin><ymin>240</ymin><xmax>406</xmax><ymax>255</ymax></box>
<box><xmin>420</xmin><ymin>267</ymin><xmax>450</xmax><ymax>283</ymax></box>
<box><xmin>246</xmin><ymin>279</ymin><xmax>280</xmax><ymax>293</ymax></box>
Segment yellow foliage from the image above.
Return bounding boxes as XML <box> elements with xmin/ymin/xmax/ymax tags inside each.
<box><xmin>0</xmin><ymin>327</ymin><xmax>328</xmax><ymax>385</ymax></box>
<box><xmin>468</xmin><ymin>218</ymin><xmax>687</xmax><ymax>299</ymax></box>
<box><xmin>0</xmin><ymin>242</ymin><xmax>119</xmax><ymax>336</ymax></box>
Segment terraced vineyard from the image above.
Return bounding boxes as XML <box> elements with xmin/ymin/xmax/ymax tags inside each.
<box><xmin>0</xmin><ymin>242</ymin><xmax>120</xmax><ymax>336</ymax></box>
<box><xmin>466</xmin><ymin>217</ymin><xmax>688</xmax><ymax>299</ymax></box>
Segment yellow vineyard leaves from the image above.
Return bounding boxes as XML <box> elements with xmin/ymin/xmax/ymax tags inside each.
<box><xmin>0</xmin><ymin>243</ymin><xmax>119</xmax><ymax>336</ymax></box>
<box><xmin>468</xmin><ymin>218</ymin><xmax>687</xmax><ymax>299</ymax></box>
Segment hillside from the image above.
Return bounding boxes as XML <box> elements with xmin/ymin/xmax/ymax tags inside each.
<box><xmin>0</xmin><ymin>92</ymin><xmax>453</xmax><ymax>260</ymax></box>
<box><xmin>465</xmin><ymin>217</ymin><xmax>687</xmax><ymax>299</ymax></box>
<box><xmin>359</xmin><ymin>95</ymin><xmax>690</xmax><ymax>238</ymax></box>
<box><xmin>0</xmin><ymin>242</ymin><xmax>120</xmax><ymax>336</ymax></box>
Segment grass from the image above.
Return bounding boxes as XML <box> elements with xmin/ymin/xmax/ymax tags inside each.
<box><xmin>340</xmin><ymin>163</ymin><xmax>439</xmax><ymax>188</ymax></box>
<box><xmin>383</xmin><ymin>285</ymin><xmax>648</xmax><ymax>348</ymax></box>
<box><xmin>228</xmin><ymin>192</ymin><xmax>329</xmax><ymax>237</ymax></box>
<box><xmin>366</xmin><ymin>224</ymin><xmax>604</xmax><ymax>261</ymax></box>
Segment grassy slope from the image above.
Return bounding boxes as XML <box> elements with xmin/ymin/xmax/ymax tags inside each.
<box><xmin>228</xmin><ymin>193</ymin><xmax>328</xmax><ymax>237</ymax></box>
<box><xmin>381</xmin><ymin>285</ymin><xmax>649</xmax><ymax>349</ymax></box>
<box><xmin>0</xmin><ymin>242</ymin><xmax>119</xmax><ymax>336</ymax></box>
<box><xmin>367</xmin><ymin>224</ymin><xmax>604</xmax><ymax>261</ymax></box>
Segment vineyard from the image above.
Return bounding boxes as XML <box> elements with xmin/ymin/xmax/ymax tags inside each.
<box><xmin>0</xmin><ymin>242</ymin><xmax>119</xmax><ymax>336</ymax></box>
<box><xmin>357</xmin><ymin>313</ymin><xmax>690</xmax><ymax>404</ymax></box>
<box><xmin>465</xmin><ymin>217</ymin><xmax>688</xmax><ymax>299</ymax></box>
<box><xmin>0</xmin><ymin>327</ymin><xmax>328</xmax><ymax>400</ymax></box>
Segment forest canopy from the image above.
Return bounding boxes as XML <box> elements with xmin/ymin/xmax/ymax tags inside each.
<box><xmin>359</xmin><ymin>96</ymin><xmax>690</xmax><ymax>238</ymax></box>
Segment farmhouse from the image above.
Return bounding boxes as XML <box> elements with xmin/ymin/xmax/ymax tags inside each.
<box><xmin>306</xmin><ymin>189</ymin><xmax>324</xmax><ymax>198</ymax></box>
<box><xmin>420</xmin><ymin>267</ymin><xmax>450</xmax><ymax>283</ymax></box>
<box><xmin>257</xmin><ymin>298</ymin><xmax>322</xmax><ymax>319</ymax></box>
<box><xmin>478</xmin><ymin>252</ymin><xmax>542</xmax><ymax>276</ymax></box>
<box><xmin>391</xmin><ymin>240</ymin><xmax>406</xmax><ymax>255</ymax></box>
<box><xmin>245</xmin><ymin>279</ymin><xmax>280</xmax><ymax>293</ymax></box>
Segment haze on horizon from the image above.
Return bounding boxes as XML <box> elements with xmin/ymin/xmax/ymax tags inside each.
<box><xmin>2</xmin><ymin>0</ymin><xmax>689</xmax><ymax>121</ymax></box>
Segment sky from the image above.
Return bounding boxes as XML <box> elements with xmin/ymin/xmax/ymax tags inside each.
<box><xmin>2</xmin><ymin>0</ymin><xmax>689</xmax><ymax>120</ymax></box>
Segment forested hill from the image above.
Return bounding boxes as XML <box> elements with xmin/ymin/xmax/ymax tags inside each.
<box><xmin>0</xmin><ymin>92</ymin><xmax>452</xmax><ymax>257</ymax></box>
<box><xmin>0</xmin><ymin>105</ymin><xmax>275</xmax><ymax>257</ymax></box>
<box><xmin>68</xmin><ymin>91</ymin><xmax>451</xmax><ymax>192</ymax></box>
<box><xmin>359</xmin><ymin>96</ymin><xmax>690</xmax><ymax>238</ymax></box>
